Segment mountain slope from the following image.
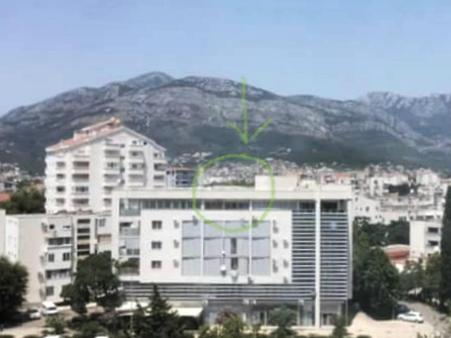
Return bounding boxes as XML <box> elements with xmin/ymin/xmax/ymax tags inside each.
<box><xmin>1</xmin><ymin>72</ymin><xmax>450</xmax><ymax>173</ymax></box>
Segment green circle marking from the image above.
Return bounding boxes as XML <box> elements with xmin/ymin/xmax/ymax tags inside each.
<box><xmin>191</xmin><ymin>153</ymin><xmax>276</xmax><ymax>233</ymax></box>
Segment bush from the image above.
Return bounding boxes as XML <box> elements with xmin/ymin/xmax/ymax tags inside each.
<box><xmin>23</xmin><ymin>336</ymin><xmax>40</xmax><ymax>338</ymax></box>
<box><xmin>0</xmin><ymin>335</ymin><xmax>15</xmax><ymax>338</ymax></box>
<box><xmin>356</xmin><ymin>336</ymin><xmax>372</xmax><ymax>338</ymax></box>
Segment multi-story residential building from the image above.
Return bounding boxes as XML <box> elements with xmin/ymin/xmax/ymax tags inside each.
<box><xmin>0</xmin><ymin>211</ymin><xmax>111</xmax><ymax>304</ymax></box>
<box><xmin>111</xmin><ymin>176</ymin><xmax>353</xmax><ymax>328</ymax></box>
<box><xmin>45</xmin><ymin>118</ymin><xmax>167</xmax><ymax>214</ymax></box>
<box><xmin>410</xmin><ymin>214</ymin><xmax>442</xmax><ymax>261</ymax></box>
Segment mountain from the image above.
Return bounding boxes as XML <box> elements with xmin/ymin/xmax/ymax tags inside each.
<box><xmin>1</xmin><ymin>72</ymin><xmax>451</xmax><ymax>173</ymax></box>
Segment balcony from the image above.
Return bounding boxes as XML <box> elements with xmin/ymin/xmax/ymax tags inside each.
<box><xmin>119</xmin><ymin>227</ymin><xmax>140</xmax><ymax>237</ymax></box>
<box><xmin>120</xmin><ymin>209</ymin><xmax>141</xmax><ymax>216</ymax></box>
<box><xmin>72</xmin><ymin>174</ymin><xmax>90</xmax><ymax>183</ymax></box>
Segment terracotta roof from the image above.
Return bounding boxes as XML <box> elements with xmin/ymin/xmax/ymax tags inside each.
<box><xmin>46</xmin><ymin>117</ymin><xmax>165</xmax><ymax>153</ymax></box>
<box><xmin>0</xmin><ymin>192</ymin><xmax>11</xmax><ymax>203</ymax></box>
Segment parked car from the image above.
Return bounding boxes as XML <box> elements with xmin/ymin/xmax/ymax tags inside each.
<box><xmin>41</xmin><ymin>301</ymin><xmax>59</xmax><ymax>316</ymax></box>
<box><xmin>26</xmin><ymin>307</ymin><xmax>42</xmax><ymax>320</ymax></box>
<box><xmin>395</xmin><ymin>303</ymin><xmax>410</xmax><ymax>315</ymax></box>
<box><xmin>397</xmin><ymin>311</ymin><xmax>424</xmax><ymax>323</ymax></box>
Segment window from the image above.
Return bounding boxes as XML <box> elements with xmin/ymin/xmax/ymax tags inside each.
<box><xmin>230</xmin><ymin>238</ymin><xmax>237</xmax><ymax>255</ymax></box>
<box><xmin>48</xmin><ymin>237</ymin><xmax>71</xmax><ymax>245</ymax></box>
<box><xmin>151</xmin><ymin>261</ymin><xmax>162</xmax><ymax>269</ymax></box>
<box><xmin>46</xmin><ymin>286</ymin><xmax>54</xmax><ymax>296</ymax></box>
<box><xmin>48</xmin><ymin>253</ymin><xmax>55</xmax><ymax>262</ymax></box>
<box><xmin>152</xmin><ymin>221</ymin><xmax>162</xmax><ymax>230</ymax></box>
<box><xmin>428</xmin><ymin>227</ymin><xmax>439</xmax><ymax>234</ymax></box>
<box><xmin>63</xmin><ymin>252</ymin><xmax>71</xmax><ymax>261</ymax></box>
<box><xmin>151</xmin><ymin>241</ymin><xmax>162</xmax><ymax>250</ymax></box>
<box><xmin>231</xmin><ymin>258</ymin><xmax>239</xmax><ymax>271</ymax></box>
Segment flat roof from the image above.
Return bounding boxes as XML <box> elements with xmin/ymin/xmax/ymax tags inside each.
<box><xmin>113</xmin><ymin>185</ymin><xmax>353</xmax><ymax>200</ymax></box>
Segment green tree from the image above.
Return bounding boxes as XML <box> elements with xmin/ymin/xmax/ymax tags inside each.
<box><xmin>353</xmin><ymin>221</ymin><xmax>400</xmax><ymax>319</ymax></box>
<box><xmin>0</xmin><ymin>256</ymin><xmax>28</xmax><ymax>322</ymax></box>
<box><xmin>62</xmin><ymin>252</ymin><xmax>122</xmax><ymax>314</ymax></box>
<box><xmin>133</xmin><ymin>284</ymin><xmax>190</xmax><ymax>338</ymax></box>
<box><xmin>330</xmin><ymin>316</ymin><xmax>349</xmax><ymax>338</ymax></box>
<box><xmin>386</xmin><ymin>220</ymin><xmax>409</xmax><ymax>245</ymax></box>
<box><xmin>0</xmin><ymin>185</ymin><xmax>45</xmax><ymax>214</ymax></box>
<box><xmin>440</xmin><ymin>186</ymin><xmax>451</xmax><ymax>309</ymax></box>
<box><xmin>73</xmin><ymin>321</ymin><xmax>106</xmax><ymax>338</ymax></box>
<box><xmin>399</xmin><ymin>260</ymin><xmax>424</xmax><ymax>299</ymax></box>
<box><xmin>356</xmin><ymin>248</ymin><xmax>400</xmax><ymax>318</ymax></box>
<box><xmin>422</xmin><ymin>253</ymin><xmax>441</xmax><ymax>305</ymax></box>
<box><xmin>269</xmin><ymin>306</ymin><xmax>297</xmax><ymax>338</ymax></box>
<box><xmin>45</xmin><ymin>315</ymin><xmax>66</xmax><ymax>334</ymax></box>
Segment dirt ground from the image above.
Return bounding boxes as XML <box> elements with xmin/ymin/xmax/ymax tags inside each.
<box><xmin>0</xmin><ymin>309</ymin><xmax>445</xmax><ymax>338</ymax></box>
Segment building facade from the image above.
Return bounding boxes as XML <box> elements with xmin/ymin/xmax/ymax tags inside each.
<box><xmin>0</xmin><ymin>211</ymin><xmax>111</xmax><ymax>304</ymax></box>
<box><xmin>410</xmin><ymin>216</ymin><xmax>442</xmax><ymax>261</ymax></box>
<box><xmin>45</xmin><ymin>118</ymin><xmax>167</xmax><ymax>214</ymax></box>
<box><xmin>111</xmin><ymin>177</ymin><xmax>353</xmax><ymax>328</ymax></box>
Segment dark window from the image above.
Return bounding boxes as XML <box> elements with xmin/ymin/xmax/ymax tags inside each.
<box><xmin>151</xmin><ymin>241</ymin><xmax>162</xmax><ymax>250</ymax></box>
<box><xmin>152</xmin><ymin>221</ymin><xmax>162</xmax><ymax>230</ymax></box>
<box><xmin>151</xmin><ymin>261</ymin><xmax>162</xmax><ymax>269</ymax></box>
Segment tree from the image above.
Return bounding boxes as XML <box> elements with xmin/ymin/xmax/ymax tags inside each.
<box><xmin>386</xmin><ymin>220</ymin><xmax>409</xmax><ymax>245</ymax></box>
<box><xmin>0</xmin><ymin>184</ymin><xmax>45</xmax><ymax>214</ymax></box>
<box><xmin>73</xmin><ymin>321</ymin><xmax>106</xmax><ymax>338</ymax></box>
<box><xmin>45</xmin><ymin>315</ymin><xmax>66</xmax><ymax>334</ymax></box>
<box><xmin>353</xmin><ymin>221</ymin><xmax>400</xmax><ymax>319</ymax></box>
<box><xmin>440</xmin><ymin>186</ymin><xmax>451</xmax><ymax>309</ymax></box>
<box><xmin>422</xmin><ymin>253</ymin><xmax>441</xmax><ymax>305</ymax></box>
<box><xmin>269</xmin><ymin>306</ymin><xmax>297</xmax><ymax>338</ymax></box>
<box><xmin>133</xmin><ymin>284</ymin><xmax>190</xmax><ymax>338</ymax></box>
<box><xmin>0</xmin><ymin>256</ymin><xmax>28</xmax><ymax>322</ymax></box>
<box><xmin>331</xmin><ymin>316</ymin><xmax>349</xmax><ymax>338</ymax></box>
<box><xmin>62</xmin><ymin>252</ymin><xmax>122</xmax><ymax>314</ymax></box>
<box><xmin>355</xmin><ymin>248</ymin><xmax>400</xmax><ymax>318</ymax></box>
<box><xmin>399</xmin><ymin>260</ymin><xmax>424</xmax><ymax>299</ymax></box>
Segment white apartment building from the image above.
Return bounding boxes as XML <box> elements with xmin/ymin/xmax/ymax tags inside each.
<box><xmin>0</xmin><ymin>211</ymin><xmax>111</xmax><ymax>304</ymax></box>
<box><xmin>111</xmin><ymin>176</ymin><xmax>353</xmax><ymax>328</ymax></box>
<box><xmin>45</xmin><ymin>118</ymin><xmax>167</xmax><ymax>214</ymax></box>
<box><xmin>410</xmin><ymin>212</ymin><xmax>442</xmax><ymax>260</ymax></box>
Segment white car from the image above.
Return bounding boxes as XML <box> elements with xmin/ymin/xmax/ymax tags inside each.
<box><xmin>41</xmin><ymin>301</ymin><xmax>59</xmax><ymax>316</ymax></box>
<box><xmin>27</xmin><ymin>307</ymin><xmax>42</xmax><ymax>319</ymax></box>
<box><xmin>397</xmin><ymin>311</ymin><xmax>424</xmax><ymax>323</ymax></box>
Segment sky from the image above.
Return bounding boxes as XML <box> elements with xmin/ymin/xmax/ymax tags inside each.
<box><xmin>1</xmin><ymin>0</ymin><xmax>451</xmax><ymax>114</ymax></box>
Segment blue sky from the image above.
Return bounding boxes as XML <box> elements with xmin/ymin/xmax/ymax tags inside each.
<box><xmin>1</xmin><ymin>0</ymin><xmax>451</xmax><ymax>114</ymax></box>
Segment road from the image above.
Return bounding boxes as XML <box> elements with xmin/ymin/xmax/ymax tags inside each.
<box><xmin>404</xmin><ymin>301</ymin><xmax>451</xmax><ymax>337</ymax></box>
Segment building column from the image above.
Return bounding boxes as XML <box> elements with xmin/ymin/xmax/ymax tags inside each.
<box><xmin>314</xmin><ymin>195</ymin><xmax>321</xmax><ymax>329</ymax></box>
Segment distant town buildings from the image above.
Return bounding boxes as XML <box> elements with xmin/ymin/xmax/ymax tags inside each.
<box><xmin>1</xmin><ymin>117</ymin><xmax>451</xmax><ymax>327</ymax></box>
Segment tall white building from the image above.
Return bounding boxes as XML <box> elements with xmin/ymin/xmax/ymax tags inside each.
<box><xmin>0</xmin><ymin>211</ymin><xmax>111</xmax><ymax>304</ymax></box>
<box><xmin>111</xmin><ymin>176</ymin><xmax>353</xmax><ymax>328</ymax></box>
<box><xmin>45</xmin><ymin>118</ymin><xmax>167</xmax><ymax>214</ymax></box>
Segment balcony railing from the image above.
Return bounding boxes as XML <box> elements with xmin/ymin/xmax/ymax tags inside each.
<box><xmin>120</xmin><ymin>227</ymin><xmax>140</xmax><ymax>236</ymax></box>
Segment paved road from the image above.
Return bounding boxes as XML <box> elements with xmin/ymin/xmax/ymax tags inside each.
<box><xmin>404</xmin><ymin>301</ymin><xmax>450</xmax><ymax>337</ymax></box>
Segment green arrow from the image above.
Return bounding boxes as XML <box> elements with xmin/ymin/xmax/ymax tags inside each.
<box><xmin>228</xmin><ymin>78</ymin><xmax>272</xmax><ymax>145</ymax></box>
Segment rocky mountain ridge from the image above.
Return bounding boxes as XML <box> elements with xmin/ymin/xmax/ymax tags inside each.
<box><xmin>1</xmin><ymin>72</ymin><xmax>450</xmax><ymax>173</ymax></box>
